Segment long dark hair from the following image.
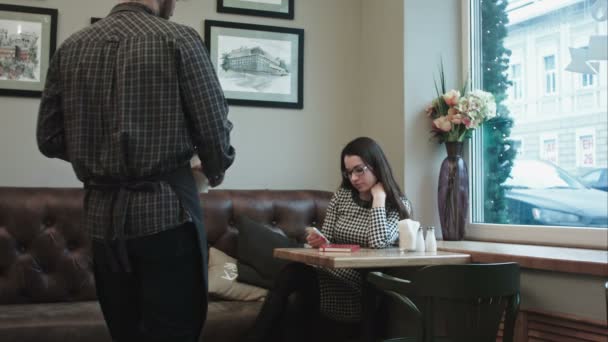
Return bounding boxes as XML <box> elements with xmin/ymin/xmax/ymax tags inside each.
<box><xmin>340</xmin><ymin>137</ymin><xmax>410</xmax><ymax>220</ymax></box>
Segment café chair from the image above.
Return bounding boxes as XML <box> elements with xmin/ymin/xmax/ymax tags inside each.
<box><xmin>367</xmin><ymin>262</ymin><xmax>520</xmax><ymax>342</ymax></box>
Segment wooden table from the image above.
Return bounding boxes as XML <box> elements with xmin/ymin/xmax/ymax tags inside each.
<box><xmin>274</xmin><ymin>247</ymin><xmax>471</xmax><ymax>268</ymax></box>
<box><xmin>274</xmin><ymin>247</ymin><xmax>471</xmax><ymax>341</ymax></box>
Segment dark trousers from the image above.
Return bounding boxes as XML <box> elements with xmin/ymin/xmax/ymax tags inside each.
<box><xmin>92</xmin><ymin>223</ymin><xmax>205</xmax><ymax>342</ymax></box>
<box><xmin>246</xmin><ymin>263</ymin><xmax>320</xmax><ymax>342</ymax></box>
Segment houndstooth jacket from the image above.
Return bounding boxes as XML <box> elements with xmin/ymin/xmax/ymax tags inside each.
<box><xmin>316</xmin><ymin>187</ymin><xmax>412</xmax><ymax>322</ymax></box>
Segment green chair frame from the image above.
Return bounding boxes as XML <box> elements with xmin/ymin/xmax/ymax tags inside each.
<box><xmin>605</xmin><ymin>281</ymin><xmax>607</xmax><ymax>322</ymax></box>
<box><xmin>367</xmin><ymin>262</ymin><xmax>520</xmax><ymax>342</ymax></box>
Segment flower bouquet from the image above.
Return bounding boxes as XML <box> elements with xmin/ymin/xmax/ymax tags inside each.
<box><xmin>426</xmin><ymin>67</ymin><xmax>497</xmax><ymax>143</ymax></box>
<box><xmin>427</xmin><ymin>65</ymin><xmax>498</xmax><ymax>240</ymax></box>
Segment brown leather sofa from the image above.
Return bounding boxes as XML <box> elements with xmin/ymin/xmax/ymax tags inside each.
<box><xmin>0</xmin><ymin>187</ymin><xmax>332</xmax><ymax>342</ymax></box>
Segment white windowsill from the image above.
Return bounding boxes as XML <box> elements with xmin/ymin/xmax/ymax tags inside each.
<box><xmin>465</xmin><ymin>223</ymin><xmax>608</xmax><ymax>250</ymax></box>
<box><xmin>437</xmin><ymin>239</ymin><xmax>608</xmax><ymax>277</ymax></box>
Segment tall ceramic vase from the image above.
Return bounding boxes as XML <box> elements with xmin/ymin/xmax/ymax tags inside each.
<box><xmin>437</xmin><ymin>142</ymin><xmax>468</xmax><ymax>240</ymax></box>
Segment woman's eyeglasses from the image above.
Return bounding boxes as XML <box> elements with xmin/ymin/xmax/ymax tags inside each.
<box><xmin>342</xmin><ymin>165</ymin><xmax>370</xmax><ymax>179</ymax></box>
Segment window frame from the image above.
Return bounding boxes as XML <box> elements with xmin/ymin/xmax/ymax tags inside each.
<box><xmin>575</xmin><ymin>128</ymin><xmax>596</xmax><ymax>168</ymax></box>
<box><xmin>580</xmin><ymin>73</ymin><xmax>595</xmax><ymax>88</ymax></box>
<box><xmin>543</xmin><ymin>54</ymin><xmax>558</xmax><ymax>95</ymax></box>
<box><xmin>510</xmin><ymin>63</ymin><xmax>524</xmax><ymax>100</ymax></box>
<box><xmin>539</xmin><ymin>133</ymin><xmax>559</xmax><ymax>164</ymax></box>
<box><xmin>463</xmin><ymin>0</ymin><xmax>607</xmax><ymax>250</ymax></box>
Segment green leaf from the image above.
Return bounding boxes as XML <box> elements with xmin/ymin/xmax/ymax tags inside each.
<box><xmin>439</xmin><ymin>56</ymin><xmax>447</xmax><ymax>94</ymax></box>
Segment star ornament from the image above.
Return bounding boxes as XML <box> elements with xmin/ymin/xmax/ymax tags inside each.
<box><xmin>564</xmin><ymin>0</ymin><xmax>607</xmax><ymax>74</ymax></box>
<box><xmin>565</xmin><ymin>47</ymin><xmax>599</xmax><ymax>74</ymax></box>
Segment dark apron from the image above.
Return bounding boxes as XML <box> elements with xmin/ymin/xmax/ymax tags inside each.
<box><xmin>85</xmin><ymin>165</ymin><xmax>208</xmax><ymax>308</ymax></box>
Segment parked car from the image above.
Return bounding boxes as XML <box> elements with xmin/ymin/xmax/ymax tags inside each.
<box><xmin>503</xmin><ymin>160</ymin><xmax>608</xmax><ymax>228</ymax></box>
<box><xmin>578</xmin><ymin>168</ymin><xmax>608</xmax><ymax>192</ymax></box>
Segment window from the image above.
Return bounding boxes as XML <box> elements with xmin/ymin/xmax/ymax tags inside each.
<box><xmin>581</xmin><ymin>73</ymin><xmax>594</xmax><ymax>87</ymax></box>
<box><xmin>543</xmin><ymin>55</ymin><xmax>557</xmax><ymax>95</ymax></box>
<box><xmin>580</xmin><ymin>168</ymin><xmax>608</xmax><ymax>192</ymax></box>
<box><xmin>576</xmin><ymin>128</ymin><xmax>595</xmax><ymax>168</ymax></box>
<box><xmin>580</xmin><ymin>169</ymin><xmax>601</xmax><ymax>185</ymax></box>
<box><xmin>467</xmin><ymin>0</ymin><xmax>608</xmax><ymax>249</ymax></box>
<box><xmin>539</xmin><ymin>133</ymin><xmax>558</xmax><ymax>164</ymax></box>
<box><xmin>510</xmin><ymin>63</ymin><xmax>523</xmax><ymax>100</ymax></box>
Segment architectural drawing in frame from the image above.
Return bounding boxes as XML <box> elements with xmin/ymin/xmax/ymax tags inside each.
<box><xmin>205</xmin><ymin>20</ymin><xmax>304</xmax><ymax>109</ymax></box>
<box><xmin>217</xmin><ymin>0</ymin><xmax>294</xmax><ymax>20</ymax></box>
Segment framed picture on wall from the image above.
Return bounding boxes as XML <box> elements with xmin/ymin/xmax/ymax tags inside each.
<box><xmin>204</xmin><ymin>20</ymin><xmax>304</xmax><ymax>109</ymax></box>
<box><xmin>0</xmin><ymin>4</ymin><xmax>58</xmax><ymax>97</ymax></box>
<box><xmin>217</xmin><ymin>0</ymin><xmax>294</xmax><ymax>20</ymax></box>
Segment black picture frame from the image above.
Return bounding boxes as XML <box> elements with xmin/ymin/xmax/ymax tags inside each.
<box><xmin>217</xmin><ymin>0</ymin><xmax>294</xmax><ymax>20</ymax></box>
<box><xmin>205</xmin><ymin>20</ymin><xmax>304</xmax><ymax>109</ymax></box>
<box><xmin>0</xmin><ymin>4</ymin><xmax>58</xmax><ymax>97</ymax></box>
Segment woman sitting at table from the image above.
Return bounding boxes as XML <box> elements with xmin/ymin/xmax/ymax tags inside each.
<box><xmin>245</xmin><ymin>136</ymin><xmax>413</xmax><ymax>342</ymax></box>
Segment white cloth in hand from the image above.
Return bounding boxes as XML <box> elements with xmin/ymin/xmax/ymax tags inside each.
<box><xmin>190</xmin><ymin>155</ymin><xmax>209</xmax><ymax>193</ymax></box>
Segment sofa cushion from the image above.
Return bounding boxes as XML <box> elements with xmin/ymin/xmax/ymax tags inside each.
<box><xmin>235</xmin><ymin>216</ymin><xmax>302</xmax><ymax>288</ymax></box>
<box><xmin>0</xmin><ymin>301</ymin><xmax>111</xmax><ymax>342</ymax></box>
<box><xmin>208</xmin><ymin>247</ymin><xmax>267</xmax><ymax>301</ymax></box>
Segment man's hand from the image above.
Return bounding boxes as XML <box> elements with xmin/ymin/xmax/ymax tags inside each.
<box><xmin>191</xmin><ymin>157</ymin><xmax>223</xmax><ymax>187</ymax></box>
<box><xmin>208</xmin><ymin>173</ymin><xmax>224</xmax><ymax>187</ymax></box>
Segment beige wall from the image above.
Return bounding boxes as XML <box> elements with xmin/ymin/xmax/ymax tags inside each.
<box><xmin>359</xmin><ymin>0</ymin><xmax>405</xmax><ymax>190</ymax></box>
<box><xmin>521</xmin><ymin>269</ymin><xmax>606</xmax><ymax>320</ymax></box>
<box><xmin>403</xmin><ymin>0</ymin><xmax>463</xmax><ymax>236</ymax></box>
<box><xmin>0</xmin><ymin>0</ymin><xmax>362</xmax><ymax>191</ymax></box>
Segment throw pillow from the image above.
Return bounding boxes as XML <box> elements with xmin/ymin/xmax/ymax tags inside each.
<box><xmin>208</xmin><ymin>246</ymin><xmax>268</xmax><ymax>301</ymax></box>
<box><xmin>235</xmin><ymin>216</ymin><xmax>302</xmax><ymax>287</ymax></box>
<box><xmin>237</xmin><ymin>260</ymin><xmax>274</xmax><ymax>289</ymax></box>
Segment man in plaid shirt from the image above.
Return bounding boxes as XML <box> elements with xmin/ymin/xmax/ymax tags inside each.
<box><xmin>36</xmin><ymin>1</ymin><xmax>235</xmax><ymax>341</ymax></box>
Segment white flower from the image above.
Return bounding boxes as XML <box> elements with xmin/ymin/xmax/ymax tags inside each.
<box><xmin>455</xmin><ymin>90</ymin><xmax>496</xmax><ymax>123</ymax></box>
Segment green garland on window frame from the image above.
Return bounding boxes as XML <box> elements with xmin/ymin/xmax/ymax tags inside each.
<box><xmin>481</xmin><ymin>0</ymin><xmax>518</xmax><ymax>224</ymax></box>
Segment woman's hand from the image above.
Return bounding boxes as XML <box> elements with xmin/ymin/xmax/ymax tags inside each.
<box><xmin>306</xmin><ymin>227</ymin><xmax>329</xmax><ymax>248</ymax></box>
<box><xmin>371</xmin><ymin>182</ymin><xmax>386</xmax><ymax>208</ymax></box>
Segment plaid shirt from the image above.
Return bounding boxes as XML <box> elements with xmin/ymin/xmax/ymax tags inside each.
<box><xmin>37</xmin><ymin>3</ymin><xmax>235</xmax><ymax>240</ymax></box>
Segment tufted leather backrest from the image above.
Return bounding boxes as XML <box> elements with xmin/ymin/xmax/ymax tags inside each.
<box><xmin>0</xmin><ymin>187</ymin><xmax>332</xmax><ymax>304</ymax></box>
<box><xmin>202</xmin><ymin>190</ymin><xmax>332</xmax><ymax>258</ymax></box>
<box><xmin>0</xmin><ymin>187</ymin><xmax>94</xmax><ymax>305</ymax></box>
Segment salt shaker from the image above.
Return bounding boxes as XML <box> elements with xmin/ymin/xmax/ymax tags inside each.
<box><xmin>415</xmin><ymin>226</ymin><xmax>426</xmax><ymax>252</ymax></box>
<box><xmin>425</xmin><ymin>226</ymin><xmax>437</xmax><ymax>252</ymax></box>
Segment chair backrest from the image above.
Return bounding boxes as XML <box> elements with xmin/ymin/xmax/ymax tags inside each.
<box><xmin>368</xmin><ymin>262</ymin><xmax>520</xmax><ymax>342</ymax></box>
